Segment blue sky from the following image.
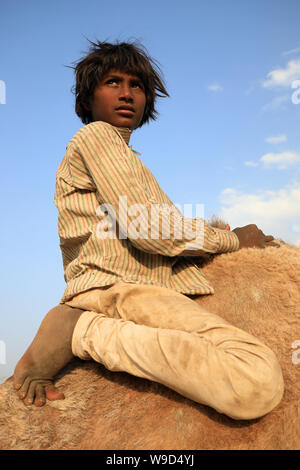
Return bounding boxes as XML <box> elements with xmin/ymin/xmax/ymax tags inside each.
<box><xmin>1</xmin><ymin>0</ymin><xmax>300</xmax><ymax>380</ymax></box>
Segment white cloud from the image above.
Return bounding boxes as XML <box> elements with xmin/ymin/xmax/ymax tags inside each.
<box><xmin>282</xmin><ymin>46</ymin><xmax>300</xmax><ymax>56</ymax></box>
<box><xmin>244</xmin><ymin>148</ymin><xmax>299</xmax><ymax>170</ymax></box>
<box><xmin>219</xmin><ymin>182</ymin><xmax>300</xmax><ymax>245</ymax></box>
<box><xmin>265</xmin><ymin>135</ymin><xmax>287</xmax><ymax>144</ymax></box>
<box><xmin>207</xmin><ymin>83</ymin><xmax>223</xmax><ymax>92</ymax></box>
<box><xmin>260</xmin><ymin>151</ymin><xmax>300</xmax><ymax>169</ymax></box>
<box><xmin>261</xmin><ymin>94</ymin><xmax>290</xmax><ymax>112</ymax></box>
<box><xmin>262</xmin><ymin>59</ymin><xmax>300</xmax><ymax>88</ymax></box>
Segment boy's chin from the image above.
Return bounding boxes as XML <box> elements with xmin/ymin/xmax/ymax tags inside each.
<box><xmin>113</xmin><ymin>117</ymin><xmax>136</xmax><ymax>129</ymax></box>
<box><xmin>93</xmin><ymin>116</ymin><xmax>138</xmax><ymax>130</ymax></box>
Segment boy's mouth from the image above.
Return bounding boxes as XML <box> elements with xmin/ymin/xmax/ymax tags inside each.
<box><xmin>115</xmin><ymin>105</ymin><xmax>135</xmax><ymax>115</ymax></box>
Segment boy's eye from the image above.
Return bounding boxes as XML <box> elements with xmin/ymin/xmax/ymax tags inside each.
<box><xmin>104</xmin><ymin>78</ymin><xmax>144</xmax><ymax>90</ymax></box>
<box><xmin>106</xmin><ymin>79</ymin><xmax>118</xmax><ymax>85</ymax></box>
<box><xmin>132</xmin><ymin>81</ymin><xmax>144</xmax><ymax>91</ymax></box>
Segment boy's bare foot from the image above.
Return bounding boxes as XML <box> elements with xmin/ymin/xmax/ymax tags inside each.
<box><xmin>13</xmin><ymin>304</ymin><xmax>84</xmax><ymax>407</ymax></box>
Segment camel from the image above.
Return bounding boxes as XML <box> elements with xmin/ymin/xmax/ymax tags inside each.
<box><xmin>0</xmin><ymin>241</ymin><xmax>299</xmax><ymax>450</ymax></box>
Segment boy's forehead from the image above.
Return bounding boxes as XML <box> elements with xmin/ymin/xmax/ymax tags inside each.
<box><xmin>103</xmin><ymin>68</ymin><xmax>142</xmax><ymax>80</ymax></box>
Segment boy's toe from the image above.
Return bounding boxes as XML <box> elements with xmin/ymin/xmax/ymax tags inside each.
<box><xmin>34</xmin><ymin>384</ymin><xmax>47</xmax><ymax>407</ymax></box>
<box><xmin>17</xmin><ymin>376</ymin><xmax>31</xmax><ymax>399</ymax></box>
<box><xmin>45</xmin><ymin>384</ymin><xmax>65</xmax><ymax>401</ymax></box>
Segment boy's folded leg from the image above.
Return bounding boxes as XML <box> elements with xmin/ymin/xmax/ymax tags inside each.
<box><xmin>71</xmin><ymin>309</ymin><xmax>284</xmax><ymax>420</ymax></box>
<box><xmin>65</xmin><ymin>283</ymin><xmax>284</xmax><ymax>419</ymax></box>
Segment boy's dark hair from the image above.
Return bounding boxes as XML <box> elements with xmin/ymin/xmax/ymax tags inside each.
<box><xmin>68</xmin><ymin>39</ymin><xmax>169</xmax><ymax>127</ymax></box>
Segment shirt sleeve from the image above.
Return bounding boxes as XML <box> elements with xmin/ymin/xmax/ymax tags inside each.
<box><xmin>154</xmin><ymin>185</ymin><xmax>240</xmax><ymax>256</ymax></box>
<box><xmin>68</xmin><ymin>121</ymin><xmax>239</xmax><ymax>257</ymax></box>
<box><xmin>181</xmin><ymin>220</ymin><xmax>240</xmax><ymax>256</ymax></box>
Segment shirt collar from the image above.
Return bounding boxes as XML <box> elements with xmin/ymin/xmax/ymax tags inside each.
<box><xmin>115</xmin><ymin>126</ymin><xmax>132</xmax><ymax>146</ymax></box>
<box><xmin>112</xmin><ymin>125</ymin><xmax>141</xmax><ymax>155</ymax></box>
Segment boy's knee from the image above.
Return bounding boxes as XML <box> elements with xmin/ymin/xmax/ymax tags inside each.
<box><xmin>225</xmin><ymin>351</ymin><xmax>284</xmax><ymax>420</ymax></box>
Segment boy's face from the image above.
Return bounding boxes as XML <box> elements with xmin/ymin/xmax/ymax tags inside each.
<box><xmin>87</xmin><ymin>68</ymin><xmax>146</xmax><ymax>130</ymax></box>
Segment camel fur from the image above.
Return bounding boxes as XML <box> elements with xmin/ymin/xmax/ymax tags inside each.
<box><xmin>0</xmin><ymin>243</ymin><xmax>299</xmax><ymax>450</ymax></box>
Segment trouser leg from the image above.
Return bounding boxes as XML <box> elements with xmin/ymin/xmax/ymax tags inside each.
<box><xmin>67</xmin><ymin>283</ymin><xmax>284</xmax><ymax>420</ymax></box>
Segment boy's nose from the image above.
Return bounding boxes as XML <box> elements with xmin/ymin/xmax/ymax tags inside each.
<box><xmin>119</xmin><ymin>84</ymin><xmax>133</xmax><ymax>101</ymax></box>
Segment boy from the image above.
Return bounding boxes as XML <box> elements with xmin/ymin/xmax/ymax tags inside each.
<box><xmin>13</xmin><ymin>40</ymin><xmax>283</xmax><ymax>420</ymax></box>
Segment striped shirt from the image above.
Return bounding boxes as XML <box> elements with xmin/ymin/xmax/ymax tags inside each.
<box><xmin>55</xmin><ymin>121</ymin><xmax>239</xmax><ymax>302</ymax></box>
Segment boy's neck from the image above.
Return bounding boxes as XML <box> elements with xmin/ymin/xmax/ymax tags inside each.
<box><xmin>115</xmin><ymin>126</ymin><xmax>132</xmax><ymax>146</ymax></box>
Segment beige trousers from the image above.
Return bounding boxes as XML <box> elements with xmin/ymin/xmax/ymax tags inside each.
<box><xmin>66</xmin><ymin>282</ymin><xmax>284</xmax><ymax>420</ymax></box>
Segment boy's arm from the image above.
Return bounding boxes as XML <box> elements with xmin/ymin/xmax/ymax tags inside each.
<box><xmin>180</xmin><ymin>220</ymin><xmax>239</xmax><ymax>256</ymax></box>
<box><xmin>181</xmin><ymin>223</ymin><xmax>279</xmax><ymax>257</ymax></box>
<box><xmin>69</xmin><ymin>121</ymin><xmax>239</xmax><ymax>257</ymax></box>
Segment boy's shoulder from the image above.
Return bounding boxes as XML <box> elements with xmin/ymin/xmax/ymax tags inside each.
<box><xmin>69</xmin><ymin>121</ymin><xmax>120</xmax><ymax>147</ymax></box>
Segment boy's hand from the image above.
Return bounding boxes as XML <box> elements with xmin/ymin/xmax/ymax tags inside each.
<box><xmin>232</xmin><ymin>224</ymin><xmax>280</xmax><ymax>249</ymax></box>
